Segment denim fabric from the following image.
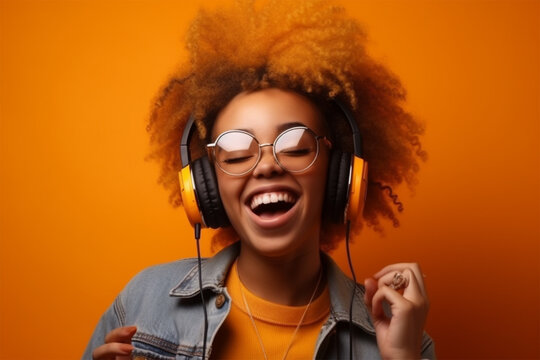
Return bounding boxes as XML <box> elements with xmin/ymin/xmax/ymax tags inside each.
<box><xmin>83</xmin><ymin>242</ymin><xmax>435</xmax><ymax>359</ymax></box>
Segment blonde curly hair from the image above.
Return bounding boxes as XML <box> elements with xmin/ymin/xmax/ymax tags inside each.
<box><xmin>147</xmin><ymin>0</ymin><xmax>426</xmax><ymax>251</ymax></box>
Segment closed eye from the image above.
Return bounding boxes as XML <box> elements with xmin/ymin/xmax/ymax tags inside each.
<box><xmin>279</xmin><ymin>148</ymin><xmax>312</xmax><ymax>156</ymax></box>
<box><xmin>222</xmin><ymin>155</ymin><xmax>255</xmax><ymax>164</ymax></box>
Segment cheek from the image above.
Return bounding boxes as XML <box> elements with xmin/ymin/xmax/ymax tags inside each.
<box><xmin>305</xmin><ymin>158</ymin><xmax>329</xmax><ymax>203</ymax></box>
<box><xmin>316</xmin><ymin>153</ymin><xmax>330</xmax><ymax>186</ymax></box>
<box><xmin>215</xmin><ymin>172</ymin><xmax>241</xmax><ymax>211</ymax></box>
<box><xmin>215</xmin><ymin>172</ymin><xmax>230</xmax><ymax>200</ymax></box>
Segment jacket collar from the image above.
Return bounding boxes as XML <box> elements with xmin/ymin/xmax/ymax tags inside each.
<box><xmin>322</xmin><ymin>253</ymin><xmax>376</xmax><ymax>335</ymax></box>
<box><xmin>169</xmin><ymin>242</ymin><xmax>375</xmax><ymax>334</ymax></box>
<box><xmin>169</xmin><ymin>242</ymin><xmax>240</xmax><ymax>298</ymax></box>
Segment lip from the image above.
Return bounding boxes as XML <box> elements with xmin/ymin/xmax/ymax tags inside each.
<box><xmin>244</xmin><ymin>185</ymin><xmax>301</xmax><ymax>230</ymax></box>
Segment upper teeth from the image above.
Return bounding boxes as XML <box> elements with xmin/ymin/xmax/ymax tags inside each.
<box><xmin>250</xmin><ymin>192</ymin><xmax>295</xmax><ymax>210</ymax></box>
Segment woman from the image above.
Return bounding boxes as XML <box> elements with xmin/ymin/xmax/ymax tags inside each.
<box><xmin>84</xmin><ymin>1</ymin><xmax>434</xmax><ymax>359</ymax></box>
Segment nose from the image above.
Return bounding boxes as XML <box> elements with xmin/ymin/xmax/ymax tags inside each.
<box><xmin>252</xmin><ymin>144</ymin><xmax>284</xmax><ymax>178</ymax></box>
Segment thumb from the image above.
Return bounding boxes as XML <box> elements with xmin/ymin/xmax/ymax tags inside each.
<box><xmin>364</xmin><ymin>277</ymin><xmax>378</xmax><ymax>309</ymax></box>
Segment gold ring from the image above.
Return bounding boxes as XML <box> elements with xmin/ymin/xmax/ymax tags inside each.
<box><xmin>390</xmin><ymin>271</ymin><xmax>408</xmax><ymax>290</ymax></box>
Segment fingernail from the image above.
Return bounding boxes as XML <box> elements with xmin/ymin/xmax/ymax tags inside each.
<box><xmin>120</xmin><ymin>344</ymin><xmax>134</xmax><ymax>354</ymax></box>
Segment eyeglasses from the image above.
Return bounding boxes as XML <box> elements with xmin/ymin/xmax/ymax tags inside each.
<box><xmin>207</xmin><ymin>126</ymin><xmax>331</xmax><ymax>176</ymax></box>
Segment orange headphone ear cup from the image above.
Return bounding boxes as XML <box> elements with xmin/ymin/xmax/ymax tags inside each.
<box><xmin>324</xmin><ymin>151</ymin><xmax>351</xmax><ymax>223</ymax></box>
<box><xmin>191</xmin><ymin>157</ymin><xmax>230</xmax><ymax>229</ymax></box>
<box><xmin>179</xmin><ymin>164</ymin><xmax>203</xmax><ymax>227</ymax></box>
<box><xmin>346</xmin><ymin>156</ymin><xmax>368</xmax><ymax>224</ymax></box>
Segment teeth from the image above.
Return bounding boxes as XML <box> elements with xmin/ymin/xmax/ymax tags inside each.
<box><xmin>250</xmin><ymin>192</ymin><xmax>296</xmax><ymax>210</ymax></box>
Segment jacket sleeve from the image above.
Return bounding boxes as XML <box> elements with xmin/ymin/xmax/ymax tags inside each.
<box><xmin>420</xmin><ymin>332</ymin><xmax>437</xmax><ymax>359</ymax></box>
<box><xmin>81</xmin><ymin>296</ymin><xmax>126</xmax><ymax>360</ymax></box>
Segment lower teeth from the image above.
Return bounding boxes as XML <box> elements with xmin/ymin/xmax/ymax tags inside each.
<box><xmin>253</xmin><ymin>203</ymin><xmax>292</xmax><ymax>217</ymax></box>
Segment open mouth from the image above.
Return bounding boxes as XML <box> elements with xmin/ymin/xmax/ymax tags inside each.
<box><xmin>249</xmin><ymin>191</ymin><xmax>297</xmax><ymax>219</ymax></box>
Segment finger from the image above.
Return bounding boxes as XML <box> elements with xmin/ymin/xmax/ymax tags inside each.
<box><xmin>402</xmin><ymin>268</ymin><xmax>429</xmax><ymax>308</ymax></box>
<box><xmin>371</xmin><ymin>285</ymin><xmax>410</xmax><ymax>321</ymax></box>
<box><xmin>374</xmin><ymin>263</ymin><xmax>427</xmax><ymax>297</ymax></box>
<box><xmin>363</xmin><ymin>277</ymin><xmax>378</xmax><ymax>308</ymax></box>
<box><xmin>104</xmin><ymin>326</ymin><xmax>137</xmax><ymax>344</ymax></box>
<box><xmin>401</xmin><ymin>268</ymin><xmax>427</xmax><ymax>299</ymax></box>
<box><xmin>377</xmin><ymin>271</ymin><xmax>408</xmax><ymax>291</ymax></box>
<box><xmin>92</xmin><ymin>342</ymin><xmax>134</xmax><ymax>360</ymax></box>
<box><xmin>378</xmin><ymin>268</ymin><xmax>427</xmax><ymax>301</ymax></box>
<box><xmin>374</xmin><ymin>263</ymin><xmax>423</xmax><ymax>281</ymax></box>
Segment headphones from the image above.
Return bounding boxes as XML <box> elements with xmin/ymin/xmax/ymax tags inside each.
<box><xmin>178</xmin><ymin>100</ymin><xmax>368</xmax><ymax>229</ymax></box>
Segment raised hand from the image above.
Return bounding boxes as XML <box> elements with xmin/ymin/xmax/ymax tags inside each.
<box><xmin>364</xmin><ymin>263</ymin><xmax>429</xmax><ymax>360</ymax></box>
<box><xmin>92</xmin><ymin>326</ymin><xmax>136</xmax><ymax>360</ymax></box>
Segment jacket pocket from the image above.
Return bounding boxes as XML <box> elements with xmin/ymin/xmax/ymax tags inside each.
<box><xmin>131</xmin><ymin>346</ymin><xmax>176</xmax><ymax>360</ymax></box>
<box><xmin>132</xmin><ymin>334</ymin><xmax>177</xmax><ymax>360</ymax></box>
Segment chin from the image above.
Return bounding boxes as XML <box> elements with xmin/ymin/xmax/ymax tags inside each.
<box><xmin>228</xmin><ymin>195</ymin><xmax>323</xmax><ymax>258</ymax></box>
<box><xmin>242</xmin><ymin>224</ymin><xmax>320</xmax><ymax>259</ymax></box>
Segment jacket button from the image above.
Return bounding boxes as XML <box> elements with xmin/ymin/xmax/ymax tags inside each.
<box><xmin>215</xmin><ymin>294</ymin><xmax>226</xmax><ymax>308</ymax></box>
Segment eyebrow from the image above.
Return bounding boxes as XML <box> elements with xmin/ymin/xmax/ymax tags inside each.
<box><xmin>237</xmin><ymin>122</ymin><xmax>308</xmax><ymax>134</ymax></box>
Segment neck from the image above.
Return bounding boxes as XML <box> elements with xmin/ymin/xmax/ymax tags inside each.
<box><xmin>236</xmin><ymin>243</ymin><xmax>323</xmax><ymax>306</ymax></box>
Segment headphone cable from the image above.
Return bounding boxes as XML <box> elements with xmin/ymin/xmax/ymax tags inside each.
<box><xmin>345</xmin><ymin>220</ymin><xmax>356</xmax><ymax>360</ymax></box>
<box><xmin>195</xmin><ymin>223</ymin><xmax>208</xmax><ymax>359</ymax></box>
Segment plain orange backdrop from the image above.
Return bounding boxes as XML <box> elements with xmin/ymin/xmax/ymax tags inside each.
<box><xmin>1</xmin><ymin>0</ymin><xmax>539</xmax><ymax>359</ymax></box>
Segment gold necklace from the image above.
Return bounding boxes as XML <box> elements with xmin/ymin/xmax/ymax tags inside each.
<box><xmin>237</xmin><ymin>265</ymin><xmax>323</xmax><ymax>360</ymax></box>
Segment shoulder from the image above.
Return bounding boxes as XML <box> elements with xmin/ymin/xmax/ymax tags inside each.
<box><xmin>129</xmin><ymin>257</ymin><xmax>198</xmax><ymax>284</ymax></box>
<box><xmin>120</xmin><ymin>257</ymin><xmax>199</xmax><ymax>300</ymax></box>
<box><xmin>121</xmin><ymin>242</ymin><xmax>240</xmax><ymax>299</ymax></box>
<box><xmin>112</xmin><ymin>257</ymin><xmax>204</xmax><ymax>327</ymax></box>
<box><xmin>322</xmin><ymin>252</ymin><xmax>373</xmax><ymax>329</ymax></box>
<box><xmin>421</xmin><ymin>332</ymin><xmax>437</xmax><ymax>359</ymax></box>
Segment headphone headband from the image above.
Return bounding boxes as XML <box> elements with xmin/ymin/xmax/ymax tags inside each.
<box><xmin>333</xmin><ymin>100</ymin><xmax>363</xmax><ymax>158</ymax></box>
<box><xmin>180</xmin><ymin>115</ymin><xmax>196</xmax><ymax>167</ymax></box>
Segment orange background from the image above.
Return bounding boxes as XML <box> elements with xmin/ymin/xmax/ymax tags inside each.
<box><xmin>1</xmin><ymin>1</ymin><xmax>539</xmax><ymax>359</ymax></box>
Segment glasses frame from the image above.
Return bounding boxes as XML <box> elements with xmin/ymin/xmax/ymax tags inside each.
<box><xmin>207</xmin><ymin>126</ymin><xmax>331</xmax><ymax>176</ymax></box>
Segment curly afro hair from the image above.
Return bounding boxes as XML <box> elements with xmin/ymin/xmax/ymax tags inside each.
<box><xmin>146</xmin><ymin>0</ymin><xmax>426</xmax><ymax>251</ymax></box>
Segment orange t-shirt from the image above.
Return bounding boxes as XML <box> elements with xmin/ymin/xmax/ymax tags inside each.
<box><xmin>211</xmin><ymin>261</ymin><xmax>330</xmax><ymax>359</ymax></box>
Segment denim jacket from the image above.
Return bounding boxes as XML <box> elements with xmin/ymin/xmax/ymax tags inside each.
<box><xmin>83</xmin><ymin>243</ymin><xmax>435</xmax><ymax>359</ymax></box>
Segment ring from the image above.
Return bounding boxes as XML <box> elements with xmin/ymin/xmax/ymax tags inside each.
<box><xmin>390</xmin><ymin>271</ymin><xmax>408</xmax><ymax>290</ymax></box>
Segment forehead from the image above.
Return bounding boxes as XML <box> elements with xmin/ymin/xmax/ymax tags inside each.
<box><xmin>211</xmin><ymin>89</ymin><xmax>325</xmax><ymax>139</ymax></box>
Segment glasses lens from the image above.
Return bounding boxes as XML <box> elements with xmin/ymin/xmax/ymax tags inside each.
<box><xmin>214</xmin><ymin>131</ymin><xmax>259</xmax><ymax>175</ymax></box>
<box><xmin>275</xmin><ymin>128</ymin><xmax>319</xmax><ymax>172</ymax></box>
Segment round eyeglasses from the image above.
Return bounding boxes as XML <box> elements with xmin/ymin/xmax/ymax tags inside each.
<box><xmin>207</xmin><ymin>126</ymin><xmax>331</xmax><ymax>176</ymax></box>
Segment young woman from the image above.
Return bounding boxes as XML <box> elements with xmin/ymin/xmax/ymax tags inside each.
<box><xmin>84</xmin><ymin>1</ymin><xmax>434</xmax><ymax>359</ymax></box>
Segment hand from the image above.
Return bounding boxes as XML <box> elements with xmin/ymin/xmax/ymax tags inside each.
<box><xmin>364</xmin><ymin>263</ymin><xmax>429</xmax><ymax>360</ymax></box>
<box><xmin>92</xmin><ymin>326</ymin><xmax>137</xmax><ymax>360</ymax></box>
